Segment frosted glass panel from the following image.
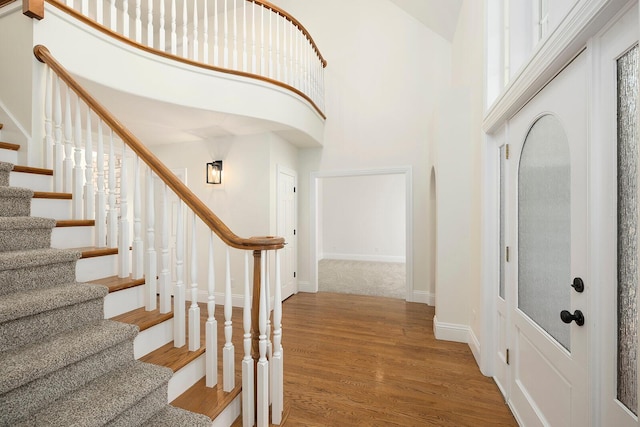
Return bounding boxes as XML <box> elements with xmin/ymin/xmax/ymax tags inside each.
<box><xmin>518</xmin><ymin>114</ymin><xmax>571</xmax><ymax>350</ymax></box>
<box><xmin>617</xmin><ymin>44</ymin><xmax>638</xmax><ymax>415</ymax></box>
<box><xmin>499</xmin><ymin>145</ymin><xmax>506</xmax><ymax>299</ymax></box>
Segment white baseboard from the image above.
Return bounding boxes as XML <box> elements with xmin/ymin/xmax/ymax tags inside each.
<box><xmin>297</xmin><ymin>281</ymin><xmax>315</xmax><ymax>293</ymax></box>
<box><xmin>468</xmin><ymin>327</ymin><xmax>481</xmax><ymax>367</ymax></box>
<box><xmin>410</xmin><ymin>290</ymin><xmax>434</xmax><ymax>305</ymax></box>
<box><xmin>433</xmin><ymin>315</ymin><xmax>469</xmax><ymax>343</ymax></box>
<box><xmin>321</xmin><ymin>253</ymin><xmax>406</xmax><ymax>263</ymax></box>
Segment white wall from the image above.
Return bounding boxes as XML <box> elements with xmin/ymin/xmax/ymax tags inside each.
<box><xmin>321</xmin><ymin>174</ymin><xmax>405</xmax><ymax>262</ymax></box>
<box><xmin>270</xmin><ymin>0</ymin><xmax>452</xmax><ymax>300</ymax></box>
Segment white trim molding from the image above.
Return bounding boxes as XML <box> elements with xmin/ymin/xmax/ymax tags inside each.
<box><xmin>433</xmin><ymin>315</ymin><xmax>469</xmax><ymax>344</ymax></box>
<box><xmin>411</xmin><ymin>290</ymin><xmax>434</xmax><ymax>305</ymax></box>
<box><xmin>321</xmin><ymin>253</ymin><xmax>406</xmax><ymax>263</ymax></box>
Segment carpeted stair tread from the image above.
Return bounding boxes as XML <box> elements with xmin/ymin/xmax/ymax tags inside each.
<box><xmin>0</xmin><ymin>162</ymin><xmax>12</xmax><ymax>187</ymax></box>
<box><xmin>142</xmin><ymin>405</ymin><xmax>212</xmax><ymax>426</ymax></box>
<box><xmin>0</xmin><ymin>319</ymin><xmax>137</xmax><ymax>395</ymax></box>
<box><xmin>0</xmin><ymin>187</ymin><xmax>33</xmax><ymax>217</ymax></box>
<box><xmin>0</xmin><ymin>217</ymin><xmax>55</xmax><ymax>229</ymax></box>
<box><xmin>0</xmin><ymin>282</ymin><xmax>106</xmax><ymax>324</ymax></box>
<box><xmin>0</xmin><ymin>217</ymin><xmax>56</xmax><ymax>252</ymax></box>
<box><xmin>15</xmin><ymin>361</ymin><xmax>173</xmax><ymax>427</ymax></box>
<box><xmin>0</xmin><ymin>247</ymin><xmax>80</xmax><ymax>271</ymax></box>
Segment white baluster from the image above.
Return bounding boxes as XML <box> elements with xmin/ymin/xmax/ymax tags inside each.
<box><xmin>119</xmin><ymin>144</ymin><xmax>130</xmax><ymax>278</ymax></box>
<box><xmin>241</xmin><ymin>250</ymin><xmax>254</xmax><ymax>426</ymax></box>
<box><xmin>44</xmin><ymin>67</ymin><xmax>53</xmax><ymax>170</ymax></box>
<box><xmin>134</xmin><ymin>0</ymin><xmax>142</xmax><ymax>42</ymax></box>
<box><xmin>53</xmin><ymin>77</ymin><xmax>63</xmax><ymax>192</ymax></box>
<box><xmin>95</xmin><ymin>120</ymin><xmax>106</xmax><ymax>248</ymax></box>
<box><xmin>110</xmin><ymin>0</ymin><xmax>117</xmax><ymax>32</ymax></box>
<box><xmin>189</xmin><ymin>212</ymin><xmax>200</xmax><ymax>351</ymax></box>
<box><xmin>159</xmin><ymin>0</ymin><xmax>166</xmax><ymax>51</ymax></box>
<box><xmin>223</xmin><ymin>0</ymin><xmax>229</xmax><ymax>68</ymax></box>
<box><xmin>96</xmin><ymin>0</ymin><xmax>104</xmax><ymax>26</ymax></box>
<box><xmin>206</xmin><ymin>231</ymin><xmax>218</xmax><ymax>387</ymax></box>
<box><xmin>81</xmin><ymin>0</ymin><xmax>88</xmax><ymax>15</ymax></box>
<box><xmin>170</xmin><ymin>0</ymin><xmax>177</xmax><ymax>54</ymax></box>
<box><xmin>257</xmin><ymin>250</ymin><xmax>269</xmax><ymax>427</ymax></box>
<box><xmin>276</xmin><ymin>11</ymin><xmax>280</xmax><ymax>81</ymax></box>
<box><xmin>288</xmin><ymin>22</ymin><xmax>294</xmax><ymax>86</ymax></box>
<box><xmin>223</xmin><ymin>246</ymin><xmax>235</xmax><ymax>391</ymax></box>
<box><xmin>107</xmin><ymin>128</ymin><xmax>118</xmax><ymax>247</ymax></box>
<box><xmin>182</xmin><ymin>0</ymin><xmax>188</xmax><ymax>58</ymax></box>
<box><xmin>213</xmin><ymin>0</ymin><xmax>219</xmax><ymax>66</ymax></box>
<box><xmin>192</xmin><ymin>0</ymin><xmax>199</xmax><ymax>61</ymax></box>
<box><xmin>251</xmin><ymin>1</ymin><xmax>256</xmax><ymax>73</ymax></box>
<box><xmin>160</xmin><ymin>183</ymin><xmax>171</xmax><ymax>313</ymax></box>
<box><xmin>259</xmin><ymin>4</ymin><xmax>264</xmax><ymax>75</ymax></box>
<box><xmin>242</xmin><ymin>0</ymin><xmax>247</xmax><ymax>72</ymax></box>
<box><xmin>268</xmin><ymin>7</ymin><xmax>273</xmax><ymax>78</ymax></box>
<box><xmin>147</xmin><ymin>0</ymin><xmax>154</xmax><ymax>47</ymax></box>
<box><xmin>72</xmin><ymin>96</ymin><xmax>83</xmax><ymax>219</ymax></box>
<box><xmin>84</xmin><ymin>109</ymin><xmax>94</xmax><ymax>220</ymax></box>
<box><xmin>123</xmin><ymin>0</ymin><xmax>130</xmax><ymax>38</ymax></box>
<box><xmin>232</xmin><ymin>0</ymin><xmax>238</xmax><ymax>69</ymax></box>
<box><xmin>132</xmin><ymin>155</ymin><xmax>143</xmax><ymax>279</ymax></box>
<box><xmin>265</xmin><ymin>252</ymin><xmax>272</xmax><ymax>363</ymax></box>
<box><xmin>203</xmin><ymin>0</ymin><xmax>209</xmax><ymax>63</ymax></box>
<box><xmin>272</xmin><ymin>250</ymin><xmax>284</xmax><ymax>424</ymax></box>
<box><xmin>63</xmin><ymin>87</ymin><xmax>73</xmax><ymax>194</ymax></box>
<box><xmin>174</xmin><ymin>199</ymin><xmax>186</xmax><ymax>347</ymax></box>
<box><xmin>145</xmin><ymin>167</ymin><xmax>158</xmax><ymax>311</ymax></box>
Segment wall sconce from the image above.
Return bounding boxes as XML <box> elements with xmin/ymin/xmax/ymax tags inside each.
<box><xmin>206</xmin><ymin>161</ymin><xmax>223</xmax><ymax>184</ymax></box>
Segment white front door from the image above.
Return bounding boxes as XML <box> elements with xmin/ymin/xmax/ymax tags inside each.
<box><xmin>277</xmin><ymin>166</ymin><xmax>297</xmax><ymax>300</ymax></box>
<box><xmin>506</xmin><ymin>51</ymin><xmax>589</xmax><ymax>426</ymax></box>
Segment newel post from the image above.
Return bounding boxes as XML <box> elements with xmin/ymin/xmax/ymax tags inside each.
<box><xmin>251</xmin><ymin>250</ymin><xmax>262</xmax><ymax>363</ymax></box>
<box><xmin>23</xmin><ymin>0</ymin><xmax>44</xmax><ymax>20</ymax></box>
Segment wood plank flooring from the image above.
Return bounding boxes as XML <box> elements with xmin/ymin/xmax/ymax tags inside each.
<box><xmin>279</xmin><ymin>292</ymin><xmax>516</xmax><ymax>426</ymax></box>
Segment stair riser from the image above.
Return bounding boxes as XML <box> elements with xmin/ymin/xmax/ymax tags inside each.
<box><xmin>167</xmin><ymin>354</ymin><xmax>206</xmax><ymax>402</ymax></box>
<box><xmin>0</xmin><ymin>197</ymin><xmax>30</xmax><ymax>217</ymax></box>
<box><xmin>0</xmin><ymin>340</ymin><xmax>134</xmax><ymax>426</ymax></box>
<box><xmin>0</xmin><ymin>228</ymin><xmax>52</xmax><ymax>252</ymax></box>
<box><xmin>9</xmin><ymin>172</ymin><xmax>52</xmax><ymax>192</ymax></box>
<box><xmin>76</xmin><ymin>254</ymin><xmax>119</xmax><ymax>282</ymax></box>
<box><xmin>30</xmin><ymin>198</ymin><xmax>71</xmax><ymax>220</ymax></box>
<box><xmin>104</xmin><ymin>285</ymin><xmax>145</xmax><ymax>319</ymax></box>
<box><xmin>0</xmin><ymin>261</ymin><xmax>76</xmax><ymax>296</ymax></box>
<box><xmin>133</xmin><ymin>318</ymin><xmax>175</xmax><ymax>359</ymax></box>
<box><xmin>0</xmin><ymin>298</ymin><xmax>104</xmax><ymax>352</ymax></box>
<box><xmin>0</xmin><ymin>150</ymin><xmax>18</xmax><ymax>164</ymax></box>
<box><xmin>108</xmin><ymin>384</ymin><xmax>169</xmax><ymax>427</ymax></box>
<box><xmin>51</xmin><ymin>226</ymin><xmax>95</xmax><ymax>249</ymax></box>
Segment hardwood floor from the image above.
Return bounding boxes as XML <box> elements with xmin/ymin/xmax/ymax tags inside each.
<box><xmin>279</xmin><ymin>292</ymin><xmax>517</xmax><ymax>426</ymax></box>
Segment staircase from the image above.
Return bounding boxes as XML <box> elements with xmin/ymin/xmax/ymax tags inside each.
<box><xmin>0</xmin><ymin>127</ymin><xmax>216</xmax><ymax>425</ymax></box>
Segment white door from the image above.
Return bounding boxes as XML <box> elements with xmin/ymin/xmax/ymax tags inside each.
<box><xmin>595</xmin><ymin>4</ymin><xmax>639</xmax><ymax>425</ymax></box>
<box><xmin>506</xmin><ymin>51</ymin><xmax>589</xmax><ymax>426</ymax></box>
<box><xmin>277</xmin><ymin>166</ymin><xmax>297</xmax><ymax>300</ymax></box>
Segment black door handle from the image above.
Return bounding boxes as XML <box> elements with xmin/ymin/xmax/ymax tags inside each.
<box><xmin>571</xmin><ymin>278</ymin><xmax>584</xmax><ymax>293</ymax></box>
<box><xmin>560</xmin><ymin>310</ymin><xmax>584</xmax><ymax>326</ymax></box>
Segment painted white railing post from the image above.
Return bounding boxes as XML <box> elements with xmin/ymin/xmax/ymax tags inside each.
<box><xmin>259</xmin><ymin>4</ymin><xmax>264</xmax><ymax>76</ymax></box>
<box><xmin>160</xmin><ymin>183</ymin><xmax>171</xmax><ymax>313</ymax></box>
<box><xmin>192</xmin><ymin>0</ymin><xmax>199</xmax><ymax>62</ymax></box>
<box><xmin>43</xmin><ymin>68</ymin><xmax>53</xmax><ymax>170</ymax></box>
<box><xmin>205</xmin><ymin>231</ymin><xmax>218</xmax><ymax>387</ymax></box>
<box><xmin>96</xmin><ymin>0</ymin><xmax>104</xmax><ymax>27</ymax></box>
<box><xmin>145</xmin><ymin>167</ymin><xmax>157</xmax><ymax>311</ymax></box>
<box><xmin>132</xmin><ymin>155</ymin><xmax>143</xmax><ymax>279</ymax></box>
<box><xmin>276</xmin><ymin>12</ymin><xmax>280</xmax><ymax>81</ymax></box>
<box><xmin>159</xmin><ymin>0</ymin><xmax>166</xmax><ymax>51</ymax></box>
<box><xmin>189</xmin><ymin>212</ymin><xmax>201</xmax><ymax>351</ymax></box>
<box><xmin>72</xmin><ymin>96</ymin><xmax>83</xmax><ymax>219</ymax></box>
<box><xmin>174</xmin><ymin>199</ymin><xmax>186</xmax><ymax>347</ymax></box>
<box><xmin>118</xmin><ymin>143</ymin><xmax>130</xmax><ymax>278</ymax></box>
<box><xmin>233</xmin><ymin>0</ymin><xmax>238</xmax><ymax>69</ymax></box>
<box><xmin>147</xmin><ymin>0</ymin><xmax>154</xmax><ymax>47</ymax></box>
<box><xmin>223</xmin><ymin>246</ymin><xmax>235</xmax><ymax>391</ymax></box>
<box><xmin>242</xmin><ymin>0</ymin><xmax>247</xmax><ymax>72</ymax></box>
<box><xmin>84</xmin><ymin>109</ymin><xmax>94</xmax><ymax>220</ymax></box>
<box><xmin>257</xmin><ymin>250</ymin><xmax>269</xmax><ymax>427</ymax></box>
<box><xmin>110</xmin><ymin>0</ymin><xmax>117</xmax><ymax>32</ymax></box>
<box><xmin>268</xmin><ymin>8</ymin><xmax>273</xmax><ymax>78</ymax></box>
<box><xmin>53</xmin><ymin>77</ymin><xmax>63</xmax><ymax>192</ymax></box>
<box><xmin>95</xmin><ymin>120</ymin><xmax>106</xmax><ymax>248</ymax></box>
<box><xmin>265</xmin><ymin>252</ymin><xmax>272</xmax><ymax>364</ymax></box>
<box><xmin>213</xmin><ymin>0</ymin><xmax>219</xmax><ymax>66</ymax></box>
<box><xmin>107</xmin><ymin>128</ymin><xmax>118</xmax><ymax>248</ymax></box>
<box><xmin>251</xmin><ymin>1</ymin><xmax>256</xmax><ymax>74</ymax></box>
<box><xmin>272</xmin><ymin>250</ymin><xmax>284</xmax><ymax>424</ymax></box>
<box><xmin>170</xmin><ymin>0</ymin><xmax>177</xmax><ymax>55</ymax></box>
<box><xmin>135</xmin><ymin>0</ymin><xmax>142</xmax><ymax>43</ymax></box>
<box><xmin>241</xmin><ymin>250</ymin><xmax>254</xmax><ymax>427</ymax></box>
<box><xmin>288</xmin><ymin>23</ymin><xmax>294</xmax><ymax>87</ymax></box>
<box><xmin>63</xmin><ymin>87</ymin><xmax>73</xmax><ymax>194</ymax></box>
<box><xmin>80</xmin><ymin>0</ymin><xmax>88</xmax><ymax>14</ymax></box>
<box><xmin>182</xmin><ymin>0</ymin><xmax>188</xmax><ymax>58</ymax></box>
<box><xmin>223</xmin><ymin>0</ymin><xmax>229</xmax><ymax>68</ymax></box>
<box><xmin>123</xmin><ymin>0</ymin><xmax>130</xmax><ymax>38</ymax></box>
<box><xmin>203</xmin><ymin>0</ymin><xmax>209</xmax><ymax>63</ymax></box>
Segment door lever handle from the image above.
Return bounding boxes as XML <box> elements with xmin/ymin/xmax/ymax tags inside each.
<box><xmin>571</xmin><ymin>277</ymin><xmax>584</xmax><ymax>293</ymax></box>
<box><xmin>560</xmin><ymin>309</ymin><xmax>585</xmax><ymax>326</ymax></box>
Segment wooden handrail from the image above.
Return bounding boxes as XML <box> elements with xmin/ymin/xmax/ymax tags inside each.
<box><xmin>34</xmin><ymin>45</ymin><xmax>284</xmax><ymax>251</ymax></box>
<box><xmin>25</xmin><ymin>0</ymin><xmax>326</xmax><ymax>119</ymax></box>
<box><xmin>248</xmin><ymin>0</ymin><xmax>327</xmax><ymax>68</ymax></box>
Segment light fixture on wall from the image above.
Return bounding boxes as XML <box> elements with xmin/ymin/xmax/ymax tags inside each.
<box><xmin>206</xmin><ymin>160</ymin><xmax>223</xmax><ymax>184</ymax></box>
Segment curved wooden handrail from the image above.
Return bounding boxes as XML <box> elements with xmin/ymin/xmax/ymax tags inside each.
<box><xmin>248</xmin><ymin>0</ymin><xmax>327</xmax><ymax>68</ymax></box>
<box><xmin>34</xmin><ymin>45</ymin><xmax>284</xmax><ymax>251</ymax></box>
<box><xmin>35</xmin><ymin>0</ymin><xmax>326</xmax><ymax>119</ymax></box>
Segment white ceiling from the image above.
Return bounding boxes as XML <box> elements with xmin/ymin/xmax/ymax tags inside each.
<box><xmin>388</xmin><ymin>0</ymin><xmax>463</xmax><ymax>42</ymax></box>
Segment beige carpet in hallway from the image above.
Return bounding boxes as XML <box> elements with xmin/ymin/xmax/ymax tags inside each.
<box><xmin>318</xmin><ymin>259</ymin><xmax>406</xmax><ymax>299</ymax></box>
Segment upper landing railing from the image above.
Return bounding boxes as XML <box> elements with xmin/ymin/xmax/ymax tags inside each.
<box><xmin>24</xmin><ymin>0</ymin><xmax>327</xmax><ymax>118</ymax></box>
